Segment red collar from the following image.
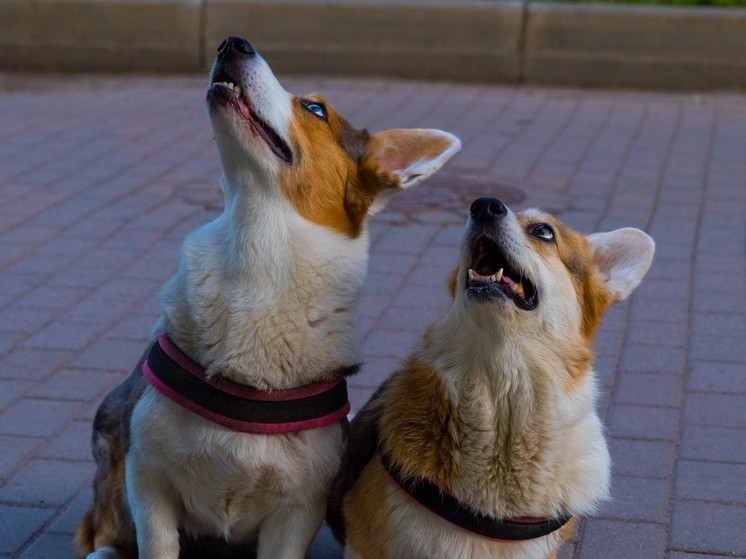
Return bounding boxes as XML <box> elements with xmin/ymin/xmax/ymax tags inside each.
<box><xmin>143</xmin><ymin>335</ymin><xmax>352</xmax><ymax>434</ymax></box>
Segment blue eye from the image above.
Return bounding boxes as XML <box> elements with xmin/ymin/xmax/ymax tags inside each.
<box><xmin>304</xmin><ymin>102</ymin><xmax>327</xmax><ymax>120</ymax></box>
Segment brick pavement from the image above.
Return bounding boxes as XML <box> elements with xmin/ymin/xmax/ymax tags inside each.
<box><xmin>0</xmin><ymin>73</ymin><xmax>744</xmax><ymax>559</ymax></box>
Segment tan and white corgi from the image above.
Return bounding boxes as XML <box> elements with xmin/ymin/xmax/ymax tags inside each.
<box><xmin>74</xmin><ymin>36</ymin><xmax>460</xmax><ymax>559</ymax></box>
<box><xmin>328</xmin><ymin>197</ymin><xmax>654</xmax><ymax>559</ymax></box>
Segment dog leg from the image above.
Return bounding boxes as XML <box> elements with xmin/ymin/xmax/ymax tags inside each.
<box><xmin>126</xmin><ymin>464</ymin><xmax>180</xmax><ymax>559</ymax></box>
<box><xmin>256</xmin><ymin>504</ymin><xmax>324</xmax><ymax>559</ymax></box>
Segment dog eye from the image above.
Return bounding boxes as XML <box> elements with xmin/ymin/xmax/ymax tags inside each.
<box><xmin>303</xmin><ymin>101</ymin><xmax>327</xmax><ymax>120</ymax></box>
<box><xmin>530</xmin><ymin>223</ymin><xmax>555</xmax><ymax>242</ymax></box>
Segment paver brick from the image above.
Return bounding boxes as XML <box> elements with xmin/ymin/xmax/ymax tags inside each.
<box><xmin>32</xmin><ymin>369</ymin><xmax>120</xmax><ymax>402</ymax></box>
<box><xmin>0</xmin><ymin>306</ymin><xmax>57</xmax><ymax>335</ymax></box>
<box><xmin>619</xmin><ymin>344</ymin><xmax>687</xmax><ymax>376</ymax></box>
<box><xmin>608</xmin><ymin>438</ymin><xmax>676</xmax><ymax>479</ymax></box>
<box><xmin>680</xmin><ymin>425</ymin><xmax>746</xmax><ymax>464</ymax></box>
<box><xmin>37</xmin><ymin>421</ymin><xmax>94</xmax><ymax>462</ymax></box>
<box><xmin>689</xmin><ymin>334</ymin><xmax>746</xmax><ymax>363</ymax></box>
<box><xmin>691</xmin><ymin>312</ymin><xmax>746</xmax><ymax>338</ymax></box>
<box><xmin>578</xmin><ymin>518</ymin><xmax>666</xmax><ymax>559</ymax></box>
<box><xmin>17</xmin><ymin>531</ymin><xmax>77</xmax><ymax>559</ymax></box>
<box><xmin>625</xmin><ymin>319</ymin><xmax>687</xmax><ymax>349</ymax></box>
<box><xmin>0</xmin><ymin>379</ymin><xmax>30</xmax><ymax>410</ymax></box>
<box><xmin>22</xmin><ymin>320</ymin><xmax>100</xmax><ymax>352</ymax></box>
<box><xmin>675</xmin><ymin>460</ymin><xmax>746</xmax><ymax>505</ymax></box>
<box><xmin>670</xmin><ymin>500</ymin><xmax>746</xmax><ymax>555</ymax></box>
<box><xmin>0</xmin><ymin>505</ymin><xmax>55</xmax><ymax>554</ymax></box>
<box><xmin>0</xmin><ymin>348</ymin><xmax>74</xmax><ymax>382</ymax></box>
<box><xmin>608</xmin><ymin>404</ymin><xmax>680</xmax><ymax>441</ymax></box>
<box><xmin>0</xmin><ymin>434</ymin><xmax>42</xmax><ymax>482</ymax></box>
<box><xmin>687</xmin><ymin>362</ymin><xmax>746</xmax><ymax>394</ymax></box>
<box><xmin>14</xmin><ymin>285</ymin><xmax>90</xmax><ymax>311</ymax></box>
<box><xmin>0</xmin><ymin>399</ymin><xmax>80</xmax><ymax>437</ymax></box>
<box><xmin>684</xmin><ymin>393</ymin><xmax>746</xmax><ymax>428</ymax></box>
<box><xmin>667</xmin><ymin>552</ymin><xmax>729</xmax><ymax>559</ymax></box>
<box><xmin>70</xmin><ymin>338</ymin><xmax>147</xmax><ymax>372</ymax></box>
<box><xmin>601</xmin><ymin>475</ymin><xmax>670</xmax><ymax>523</ymax></box>
<box><xmin>0</xmin><ymin>459</ymin><xmax>94</xmax><ymax>507</ymax></box>
<box><xmin>46</xmin><ymin>486</ymin><xmax>92</xmax><ymax>535</ymax></box>
<box><xmin>614</xmin><ymin>372</ymin><xmax>684</xmax><ymax>408</ymax></box>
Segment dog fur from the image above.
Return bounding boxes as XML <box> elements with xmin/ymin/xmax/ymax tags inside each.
<box><xmin>328</xmin><ymin>201</ymin><xmax>655</xmax><ymax>559</ymax></box>
<box><xmin>74</xmin><ymin>37</ymin><xmax>460</xmax><ymax>559</ymax></box>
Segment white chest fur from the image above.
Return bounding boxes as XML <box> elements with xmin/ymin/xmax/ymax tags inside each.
<box><xmin>129</xmin><ymin>387</ymin><xmax>344</xmax><ymax>540</ymax></box>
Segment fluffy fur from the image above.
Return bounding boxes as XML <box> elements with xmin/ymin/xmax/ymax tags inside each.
<box><xmin>75</xmin><ymin>37</ymin><xmax>460</xmax><ymax>559</ymax></box>
<box><xmin>328</xmin><ymin>202</ymin><xmax>654</xmax><ymax>559</ymax></box>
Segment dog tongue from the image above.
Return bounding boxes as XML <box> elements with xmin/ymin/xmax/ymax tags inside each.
<box><xmin>501</xmin><ymin>274</ymin><xmax>516</xmax><ymax>289</ymax></box>
<box><xmin>237</xmin><ymin>97</ymin><xmax>251</xmax><ymax>120</ymax></box>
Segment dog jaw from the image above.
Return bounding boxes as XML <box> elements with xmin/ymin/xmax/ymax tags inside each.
<box><xmin>207</xmin><ymin>51</ymin><xmax>294</xmax><ymax>176</ymax></box>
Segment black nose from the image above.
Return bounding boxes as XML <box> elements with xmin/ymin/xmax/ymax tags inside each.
<box><xmin>470</xmin><ymin>197</ymin><xmax>507</xmax><ymax>222</ymax></box>
<box><xmin>217</xmin><ymin>36</ymin><xmax>255</xmax><ymax>58</ymax></box>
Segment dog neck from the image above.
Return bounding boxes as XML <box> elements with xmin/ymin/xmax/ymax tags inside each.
<box><xmin>383</xmin><ymin>305</ymin><xmax>607</xmax><ymax>518</ymax></box>
<box><xmin>157</xmin><ymin>173</ymin><xmax>368</xmax><ymax>390</ymax></box>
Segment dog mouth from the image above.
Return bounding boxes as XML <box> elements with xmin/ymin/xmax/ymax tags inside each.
<box><xmin>466</xmin><ymin>236</ymin><xmax>538</xmax><ymax>311</ymax></box>
<box><xmin>208</xmin><ymin>71</ymin><xmax>293</xmax><ymax>164</ymax></box>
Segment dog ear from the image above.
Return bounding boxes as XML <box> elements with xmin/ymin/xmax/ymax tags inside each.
<box><xmin>587</xmin><ymin>228</ymin><xmax>655</xmax><ymax>303</ymax></box>
<box><xmin>362</xmin><ymin>129</ymin><xmax>461</xmax><ymax>216</ymax></box>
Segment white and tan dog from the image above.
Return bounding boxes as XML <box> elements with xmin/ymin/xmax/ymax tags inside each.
<box><xmin>328</xmin><ymin>197</ymin><xmax>654</xmax><ymax>559</ymax></box>
<box><xmin>75</xmin><ymin>36</ymin><xmax>460</xmax><ymax>559</ymax></box>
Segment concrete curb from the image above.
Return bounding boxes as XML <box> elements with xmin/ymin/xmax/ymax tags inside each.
<box><xmin>1</xmin><ymin>0</ymin><xmax>744</xmax><ymax>90</ymax></box>
<box><xmin>525</xmin><ymin>2</ymin><xmax>746</xmax><ymax>90</ymax></box>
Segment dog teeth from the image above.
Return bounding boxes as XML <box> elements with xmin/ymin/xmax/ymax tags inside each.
<box><xmin>469</xmin><ymin>269</ymin><xmax>499</xmax><ymax>284</ymax></box>
<box><xmin>214</xmin><ymin>82</ymin><xmax>242</xmax><ymax>95</ymax></box>
<box><xmin>496</xmin><ymin>268</ymin><xmax>504</xmax><ymax>282</ymax></box>
<box><xmin>513</xmin><ymin>281</ymin><xmax>524</xmax><ymax>297</ymax></box>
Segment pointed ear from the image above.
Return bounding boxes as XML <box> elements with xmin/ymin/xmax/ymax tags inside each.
<box><xmin>363</xmin><ymin>128</ymin><xmax>461</xmax><ymax>215</ymax></box>
<box><xmin>587</xmin><ymin>228</ymin><xmax>655</xmax><ymax>303</ymax></box>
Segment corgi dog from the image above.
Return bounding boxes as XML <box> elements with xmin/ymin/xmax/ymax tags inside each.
<box><xmin>328</xmin><ymin>197</ymin><xmax>654</xmax><ymax>559</ymax></box>
<box><xmin>74</xmin><ymin>36</ymin><xmax>460</xmax><ymax>559</ymax></box>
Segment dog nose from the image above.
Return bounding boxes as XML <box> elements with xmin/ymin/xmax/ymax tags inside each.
<box><xmin>470</xmin><ymin>197</ymin><xmax>507</xmax><ymax>222</ymax></box>
<box><xmin>217</xmin><ymin>36</ymin><xmax>255</xmax><ymax>58</ymax></box>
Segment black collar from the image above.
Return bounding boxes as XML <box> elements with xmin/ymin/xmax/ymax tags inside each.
<box><xmin>143</xmin><ymin>335</ymin><xmax>355</xmax><ymax>434</ymax></box>
<box><xmin>380</xmin><ymin>450</ymin><xmax>572</xmax><ymax>541</ymax></box>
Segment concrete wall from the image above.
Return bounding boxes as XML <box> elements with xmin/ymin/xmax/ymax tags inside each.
<box><xmin>526</xmin><ymin>3</ymin><xmax>746</xmax><ymax>90</ymax></box>
<box><xmin>1</xmin><ymin>0</ymin><xmax>745</xmax><ymax>90</ymax></box>
<box><xmin>0</xmin><ymin>0</ymin><xmax>201</xmax><ymax>73</ymax></box>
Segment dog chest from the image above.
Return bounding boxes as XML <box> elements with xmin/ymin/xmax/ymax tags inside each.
<box><xmin>129</xmin><ymin>387</ymin><xmax>344</xmax><ymax>539</ymax></box>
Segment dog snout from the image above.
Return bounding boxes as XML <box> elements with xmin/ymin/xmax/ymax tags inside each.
<box><xmin>470</xmin><ymin>197</ymin><xmax>507</xmax><ymax>223</ymax></box>
<box><xmin>217</xmin><ymin>36</ymin><xmax>256</xmax><ymax>59</ymax></box>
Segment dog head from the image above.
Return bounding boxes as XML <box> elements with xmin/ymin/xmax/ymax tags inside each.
<box><xmin>450</xmin><ymin>198</ymin><xmax>655</xmax><ymax>344</ymax></box>
<box><xmin>206</xmin><ymin>36</ymin><xmax>460</xmax><ymax>238</ymax></box>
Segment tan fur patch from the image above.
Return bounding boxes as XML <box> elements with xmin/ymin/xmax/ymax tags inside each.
<box><xmin>75</xmin><ymin>434</ymin><xmax>136</xmax><ymax>557</ymax></box>
<box><xmin>521</xmin><ymin>215</ymin><xmax>611</xmax><ymax>340</ymax></box>
<box><xmin>517</xmin><ymin>213</ymin><xmax>611</xmax><ymax>391</ymax></box>
<box><xmin>344</xmin><ymin>458</ymin><xmax>400</xmax><ymax>559</ymax></box>
<box><xmin>378</xmin><ymin>356</ymin><xmax>461</xmax><ymax>489</ymax></box>
<box><xmin>279</xmin><ymin>95</ymin><xmax>375</xmax><ymax>238</ymax></box>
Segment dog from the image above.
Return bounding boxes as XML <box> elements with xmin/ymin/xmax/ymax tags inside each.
<box><xmin>327</xmin><ymin>197</ymin><xmax>655</xmax><ymax>559</ymax></box>
<box><xmin>74</xmin><ymin>36</ymin><xmax>460</xmax><ymax>559</ymax></box>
